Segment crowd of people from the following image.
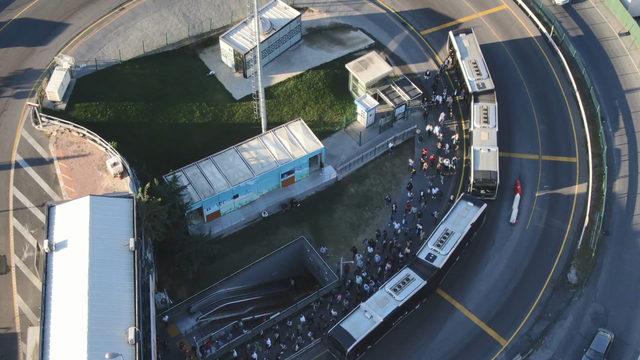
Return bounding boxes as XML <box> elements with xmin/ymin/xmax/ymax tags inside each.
<box><xmin>190</xmin><ymin>61</ymin><xmax>465</xmax><ymax>360</ymax></box>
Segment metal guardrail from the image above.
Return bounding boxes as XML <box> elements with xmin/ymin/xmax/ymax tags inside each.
<box><xmin>336</xmin><ymin>125</ymin><xmax>417</xmax><ymax>179</ymax></box>
<box><xmin>30</xmin><ymin>107</ymin><xmax>140</xmax><ymax>193</ymax></box>
<box><xmin>516</xmin><ymin>0</ymin><xmax>608</xmax><ymax>252</ymax></box>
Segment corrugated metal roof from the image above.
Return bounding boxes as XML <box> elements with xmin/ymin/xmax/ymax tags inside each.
<box><xmin>345</xmin><ymin>51</ymin><xmax>393</xmax><ymax>86</ymax></box>
<box><xmin>42</xmin><ymin>195</ymin><xmax>135</xmax><ymax>360</ymax></box>
<box><xmin>165</xmin><ymin>119</ymin><xmax>324</xmax><ymax>204</ymax></box>
<box><xmin>220</xmin><ymin>0</ymin><xmax>300</xmax><ymax>55</ymax></box>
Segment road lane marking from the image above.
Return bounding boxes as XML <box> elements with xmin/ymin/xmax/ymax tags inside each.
<box><xmin>21</xmin><ymin>129</ymin><xmax>50</xmax><ymax>159</ymax></box>
<box><xmin>436</xmin><ymin>288</ymin><xmax>507</xmax><ymax>346</ymax></box>
<box><xmin>14</xmin><ymin>256</ymin><xmax>41</xmax><ymax>289</ymax></box>
<box><xmin>500</xmin><ymin>152</ymin><xmax>577</xmax><ymax>162</ymax></box>
<box><xmin>13</xmin><ymin>218</ymin><xmax>39</xmax><ymax>250</ymax></box>
<box><xmin>420</xmin><ymin>4</ymin><xmax>508</xmax><ymax>35</ymax></box>
<box><xmin>0</xmin><ymin>0</ymin><xmax>40</xmax><ymax>34</ymax></box>
<box><xmin>16</xmin><ymin>294</ymin><xmax>39</xmax><ymax>325</ymax></box>
<box><xmin>13</xmin><ymin>187</ymin><xmax>46</xmax><ymax>223</ymax></box>
<box><xmin>15</xmin><ymin>154</ymin><xmax>61</xmax><ymax>201</ymax></box>
<box><xmin>490</xmin><ymin>2</ymin><xmax>582</xmax><ymax>358</ymax></box>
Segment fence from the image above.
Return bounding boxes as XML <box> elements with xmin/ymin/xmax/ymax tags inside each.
<box><xmin>30</xmin><ymin>107</ymin><xmax>140</xmax><ymax>193</ymax></box>
<box><xmin>336</xmin><ymin>125</ymin><xmax>417</xmax><ymax>179</ymax></box>
<box><xmin>518</xmin><ymin>0</ymin><xmax>608</xmax><ymax>252</ymax></box>
<box><xmin>604</xmin><ymin>0</ymin><xmax>640</xmax><ymax>50</ymax></box>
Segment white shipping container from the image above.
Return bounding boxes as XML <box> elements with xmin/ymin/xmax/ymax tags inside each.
<box><xmin>45</xmin><ymin>67</ymin><xmax>71</xmax><ymax>102</ymax></box>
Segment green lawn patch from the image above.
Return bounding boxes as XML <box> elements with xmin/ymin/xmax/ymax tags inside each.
<box><xmin>60</xmin><ymin>46</ymin><xmax>356</xmax><ymax>179</ymax></box>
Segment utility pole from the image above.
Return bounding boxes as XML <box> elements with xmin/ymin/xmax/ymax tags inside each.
<box><xmin>252</xmin><ymin>0</ymin><xmax>268</xmax><ymax>133</ymax></box>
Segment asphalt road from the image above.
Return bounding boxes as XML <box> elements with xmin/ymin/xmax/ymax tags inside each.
<box><xmin>360</xmin><ymin>1</ymin><xmax>588</xmax><ymax>359</ymax></box>
<box><xmin>0</xmin><ymin>0</ymin><xmax>598</xmax><ymax>359</ymax></box>
<box><xmin>0</xmin><ymin>1</ymin><xmax>127</xmax><ymax>359</ymax></box>
<box><xmin>525</xmin><ymin>1</ymin><xmax>640</xmax><ymax>359</ymax></box>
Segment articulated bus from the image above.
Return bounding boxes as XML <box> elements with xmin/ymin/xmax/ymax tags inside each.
<box><xmin>447</xmin><ymin>28</ymin><xmax>500</xmax><ymax>200</ymax></box>
<box><xmin>328</xmin><ymin>194</ymin><xmax>487</xmax><ymax>359</ymax></box>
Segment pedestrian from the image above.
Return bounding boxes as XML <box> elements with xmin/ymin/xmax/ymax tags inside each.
<box><xmin>407</xmin><ymin>181</ymin><xmax>414</xmax><ymax>192</ymax></box>
<box><xmin>299</xmin><ymin>314</ymin><xmax>306</xmax><ymax>324</ymax></box>
<box><xmin>392</xmin><ymin>202</ymin><xmax>397</xmax><ymax>214</ymax></box>
<box><xmin>408</xmin><ymin>158</ymin><xmax>414</xmax><ymax>170</ymax></box>
<box><xmin>450</xmin><ymin>194</ymin><xmax>455</xmax><ymax>203</ymax></box>
<box><xmin>363</xmin><ymin>283</ymin><xmax>371</xmax><ymax>294</ymax></box>
<box><xmin>232</xmin><ymin>349</ymin><xmax>238</xmax><ymax>358</ymax></box>
<box><xmin>424</xmin><ymin>70</ymin><xmax>431</xmax><ymax>79</ymax></box>
<box><xmin>319</xmin><ymin>246</ymin><xmax>328</xmax><ymax>255</ymax></box>
<box><xmin>251</xmin><ymin>351</ymin><xmax>258</xmax><ymax>360</ymax></box>
<box><xmin>439</xmin><ymin>111</ymin><xmax>446</xmax><ymax>124</ymax></box>
<box><xmin>385</xmin><ymin>194</ymin><xmax>391</xmax><ymax>207</ymax></box>
<box><xmin>432</xmin><ymin>210</ymin><xmax>439</xmax><ymax>220</ymax></box>
<box><xmin>266</xmin><ymin>338</ymin><xmax>272</xmax><ymax>349</ymax></box>
<box><xmin>374</xmin><ymin>253</ymin><xmax>382</xmax><ymax>264</ymax></box>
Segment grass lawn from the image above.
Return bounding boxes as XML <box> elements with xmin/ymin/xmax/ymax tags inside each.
<box><xmin>162</xmin><ymin>141</ymin><xmax>415</xmax><ymax>301</ymax></box>
<box><xmin>60</xmin><ymin>45</ymin><xmax>356</xmax><ymax>180</ymax></box>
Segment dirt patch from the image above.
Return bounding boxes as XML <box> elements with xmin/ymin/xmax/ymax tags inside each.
<box><xmin>49</xmin><ymin>128</ymin><xmax>132</xmax><ymax>199</ymax></box>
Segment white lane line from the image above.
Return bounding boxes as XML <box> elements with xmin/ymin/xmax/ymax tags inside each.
<box><xmin>14</xmin><ymin>256</ymin><xmax>42</xmax><ymax>289</ymax></box>
<box><xmin>15</xmin><ymin>154</ymin><xmax>61</xmax><ymax>201</ymax></box>
<box><xmin>13</xmin><ymin>218</ymin><xmax>39</xmax><ymax>249</ymax></box>
<box><xmin>12</xmin><ymin>187</ymin><xmax>46</xmax><ymax>223</ymax></box>
<box><xmin>16</xmin><ymin>294</ymin><xmax>39</xmax><ymax>325</ymax></box>
<box><xmin>21</xmin><ymin>130</ymin><xmax>50</xmax><ymax>159</ymax></box>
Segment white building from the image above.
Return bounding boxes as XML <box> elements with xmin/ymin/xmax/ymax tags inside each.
<box><xmin>220</xmin><ymin>0</ymin><xmax>302</xmax><ymax>78</ymax></box>
<box><xmin>42</xmin><ymin>195</ymin><xmax>144</xmax><ymax>360</ymax></box>
<box><xmin>345</xmin><ymin>51</ymin><xmax>393</xmax><ymax>98</ymax></box>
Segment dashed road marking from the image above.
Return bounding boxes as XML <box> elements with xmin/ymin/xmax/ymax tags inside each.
<box><xmin>16</xmin><ymin>294</ymin><xmax>39</xmax><ymax>325</ymax></box>
<box><xmin>14</xmin><ymin>256</ymin><xmax>41</xmax><ymax>289</ymax></box>
<box><xmin>500</xmin><ymin>152</ymin><xmax>577</xmax><ymax>162</ymax></box>
<box><xmin>13</xmin><ymin>218</ymin><xmax>39</xmax><ymax>250</ymax></box>
<box><xmin>15</xmin><ymin>154</ymin><xmax>61</xmax><ymax>201</ymax></box>
<box><xmin>420</xmin><ymin>4</ymin><xmax>508</xmax><ymax>35</ymax></box>
<box><xmin>13</xmin><ymin>187</ymin><xmax>46</xmax><ymax>223</ymax></box>
<box><xmin>436</xmin><ymin>288</ymin><xmax>507</xmax><ymax>346</ymax></box>
<box><xmin>21</xmin><ymin>129</ymin><xmax>50</xmax><ymax>159</ymax></box>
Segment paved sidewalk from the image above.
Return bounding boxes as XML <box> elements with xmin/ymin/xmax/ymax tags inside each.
<box><xmin>530</xmin><ymin>1</ymin><xmax>640</xmax><ymax>359</ymax></box>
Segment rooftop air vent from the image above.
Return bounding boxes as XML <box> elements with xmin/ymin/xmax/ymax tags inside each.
<box><xmin>434</xmin><ymin>228</ymin><xmax>455</xmax><ymax>250</ymax></box>
<box><xmin>389</xmin><ymin>272</ymin><xmax>416</xmax><ymax>296</ymax></box>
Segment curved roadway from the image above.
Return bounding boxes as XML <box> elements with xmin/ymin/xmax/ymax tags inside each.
<box><xmin>363</xmin><ymin>1</ymin><xmax>587</xmax><ymax>359</ymax></box>
<box><xmin>0</xmin><ymin>0</ymin><xmax>593</xmax><ymax>359</ymax></box>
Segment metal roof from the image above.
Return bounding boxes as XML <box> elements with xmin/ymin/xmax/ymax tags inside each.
<box><xmin>416</xmin><ymin>194</ymin><xmax>486</xmax><ymax>269</ymax></box>
<box><xmin>449</xmin><ymin>29</ymin><xmax>495</xmax><ymax>94</ymax></box>
<box><xmin>220</xmin><ymin>0</ymin><xmax>300</xmax><ymax>55</ymax></box>
<box><xmin>165</xmin><ymin>119</ymin><xmax>324</xmax><ymax>204</ymax></box>
<box><xmin>345</xmin><ymin>51</ymin><xmax>393</xmax><ymax>86</ymax></box>
<box><xmin>472</xmin><ymin>145</ymin><xmax>499</xmax><ymax>174</ymax></box>
<box><xmin>336</xmin><ymin>267</ymin><xmax>427</xmax><ymax>346</ymax></box>
<box><xmin>42</xmin><ymin>195</ymin><xmax>135</xmax><ymax>360</ymax></box>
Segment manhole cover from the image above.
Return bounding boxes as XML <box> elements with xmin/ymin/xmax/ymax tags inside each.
<box><xmin>0</xmin><ymin>255</ymin><xmax>9</xmax><ymax>275</ymax></box>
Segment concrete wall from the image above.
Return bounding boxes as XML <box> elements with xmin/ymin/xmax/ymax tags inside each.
<box><xmin>69</xmin><ymin>0</ymin><xmax>293</xmax><ymax>75</ymax></box>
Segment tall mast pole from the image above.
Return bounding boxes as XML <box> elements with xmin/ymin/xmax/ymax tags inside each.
<box><xmin>253</xmin><ymin>0</ymin><xmax>268</xmax><ymax>133</ymax></box>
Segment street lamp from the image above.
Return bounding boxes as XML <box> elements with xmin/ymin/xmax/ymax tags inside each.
<box><xmin>105</xmin><ymin>353</ymin><xmax>125</xmax><ymax>360</ymax></box>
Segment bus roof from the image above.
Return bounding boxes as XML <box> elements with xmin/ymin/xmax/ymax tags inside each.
<box><xmin>416</xmin><ymin>194</ymin><xmax>486</xmax><ymax>268</ymax></box>
<box><xmin>448</xmin><ymin>29</ymin><xmax>495</xmax><ymax>94</ymax></box>
<box><xmin>471</xmin><ymin>99</ymin><xmax>498</xmax><ymax>131</ymax></box>
<box><xmin>329</xmin><ymin>267</ymin><xmax>427</xmax><ymax>351</ymax></box>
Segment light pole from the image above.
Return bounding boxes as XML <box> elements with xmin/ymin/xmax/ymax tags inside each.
<box><xmin>105</xmin><ymin>352</ymin><xmax>125</xmax><ymax>360</ymax></box>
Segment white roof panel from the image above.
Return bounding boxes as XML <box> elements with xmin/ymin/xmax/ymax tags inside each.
<box><xmin>237</xmin><ymin>137</ymin><xmax>278</xmax><ymax>175</ymax></box>
<box><xmin>261</xmin><ymin>131</ymin><xmax>293</xmax><ymax>164</ymax></box>
<box><xmin>183</xmin><ymin>163</ymin><xmax>216</xmax><ymax>199</ymax></box>
<box><xmin>43</xmin><ymin>196</ymin><xmax>135</xmax><ymax>360</ymax></box>
<box><xmin>213</xmin><ymin>149</ymin><xmax>254</xmax><ymax>186</ymax></box>
<box><xmin>345</xmin><ymin>51</ymin><xmax>393</xmax><ymax>86</ymax></box>
<box><xmin>274</xmin><ymin>127</ymin><xmax>306</xmax><ymax>158</ymax></box>
<box><xmin>285</xmin><ymin>119</ymin><xmax>323</xmax><ymax>154</ymax></box>
<box><xmin>220</xmin><ymin>0</ymin><xmax>300</xmax><ymax>54</ymax></box>
<box><xmin>198</xmin><ymin>158</ymin><xmax>230</xmax><ymax>193</ymax></box>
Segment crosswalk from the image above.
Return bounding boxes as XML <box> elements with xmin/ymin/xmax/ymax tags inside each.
<box><xmin>9</xmin><ymin>125</ymin><xmax>62</xmax><ymax>359</ymax></box>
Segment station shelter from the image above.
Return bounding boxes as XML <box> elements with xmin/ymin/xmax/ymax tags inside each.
<box><xmin>165</xmin><ymin>119</ymin><xmax>325</xmax><ymax>223</ymax></box>
<box><xmin>345</xmin><ymin>51</ymin><xmax>393</xmax><ymax>98</ymax></box>
<box><xmin>219</xmin><ymin>0</ymin><xmax>302</xmax><ymax>78</ymax></box>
